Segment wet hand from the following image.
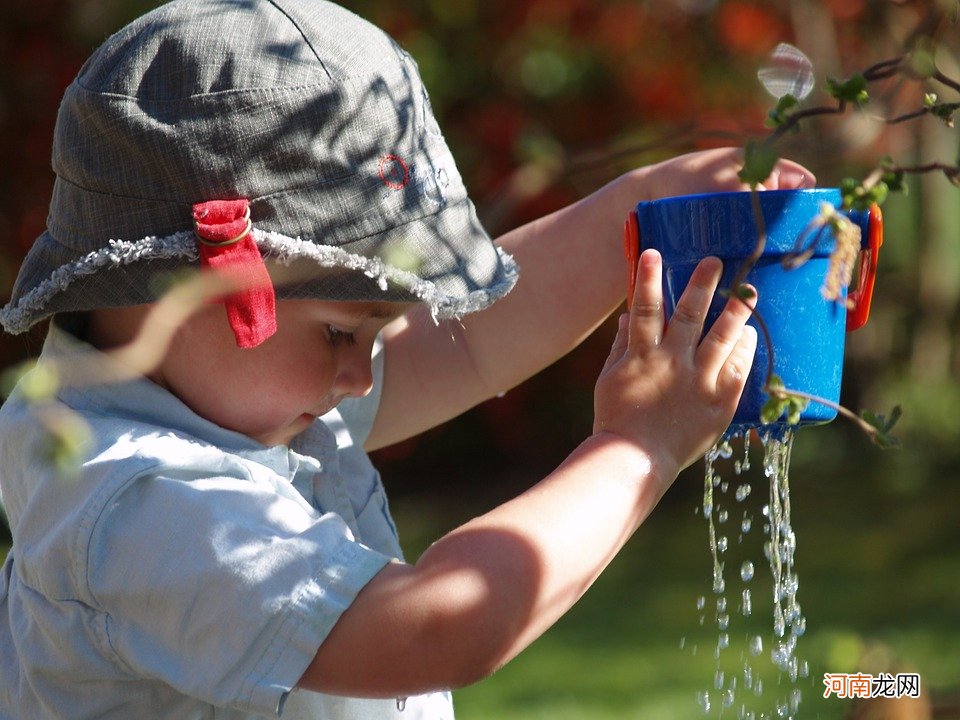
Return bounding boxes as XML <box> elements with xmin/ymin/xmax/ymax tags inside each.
<box><xmin>593</xmin><ymin>249</ymin><xmax>757</xmax><ymax>477</ymax></box>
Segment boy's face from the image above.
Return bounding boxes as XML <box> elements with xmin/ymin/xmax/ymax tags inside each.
<box><xmin>153</xmin><ymin>299</ymin><xmax>409</xmax><ymax>447</ymax></box>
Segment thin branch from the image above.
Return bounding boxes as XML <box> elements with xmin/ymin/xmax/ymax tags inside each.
<box><xmin>933</xmin><ymin>70</ymin><xmax>960</xmax><ymax>94</ymax></box>
<box><xmin>764</xmin><ymin>385</ymin><xmax>888</xmax><ymax>444</ymax></box>
<box><xmin>764</xmin><ymin>102</ymin><xmax>846</xmax><ymax>145</ymax></box>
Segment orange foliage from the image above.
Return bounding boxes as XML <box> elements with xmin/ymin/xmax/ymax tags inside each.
<box><xmin>717</xmin><ymin>1</ymin><xmax>788</xmax><ymax>56</ymax></box>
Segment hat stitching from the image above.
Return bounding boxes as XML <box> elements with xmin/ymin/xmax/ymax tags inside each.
<box><xmin>264</xmin><ymin>0</ymin><xmax>332</xmax><ymax>79</ymax></box>
<box><xmin>76</xmin><ymin>65</ymin><xmax>411</xmax><ymax>101</ymax></box>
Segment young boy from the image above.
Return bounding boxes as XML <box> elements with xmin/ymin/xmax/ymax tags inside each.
<box><xmin>0</xmin><ymin>0</ymin><xmax>813</xmax><ymax>718</ymax></box>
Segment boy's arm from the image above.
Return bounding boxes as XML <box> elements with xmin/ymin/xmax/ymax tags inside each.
<box><xmin>367</xmin><ymin>147</ymin><xmax>811</xmax><ymax>450</ymax></box>
<box><xmin>299</xmin><ymin>250</ymin><xmax>758</xmax><ymax>698</ymax></box>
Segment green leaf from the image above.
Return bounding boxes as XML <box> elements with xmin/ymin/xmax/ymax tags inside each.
<box><xmin>738</xmin><ymin>141</ymin><xmax>780</xmax><ymax>188</ymax></box>
<box><xmin>1</xmin><ymin>361</ymin><xmax>57</xmax><ymax>402</ymax></box>
<box><xmin>929</xmin><ymin>101</ymin><xmax>960</xmax><ymax>127</ymax></box>
<box><xmin>764</xmin><ymin>93</ymin><xmax>800</xmax><ymax>129</ymax></box>
<box><xmin>39</xmin><ymin>407</ymin><xmax>94</xmax><ymax>479</ymax></box>
<box><xmin>761</xmin><ymin>396</ymin><xmax>788</xmax><ymax>425</ymax></box>
<box><xmin>840</xmin><ymin>178</ymin><xmax>889</xmax><ymax>211</ymax></box>
<box><xmin>882</xmin><ymin>170</ymin><xmax>907</xmax><ymax>195</ymax></box>
<box><xmin>827</xmin><ymin>74</ymin><xmax>869</xmax><ymax>106</ymax></box>
<box><xmin>860</xmin><ymin>406</ymin><xmax>903</xmax><ymax>449</ymax></box>
<box><xmin>759</xmin><ymin>375</ymin><xmax>808</xmax><ymax>426</ymax></box>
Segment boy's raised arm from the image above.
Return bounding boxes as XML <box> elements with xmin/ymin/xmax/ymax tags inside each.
<box><xmin>368</xmin><ymin>148</ymin><xmax>811</xmax><ymax>450</ymax></box>
<box><xmin>300</xmin><ymin>249</ymin><xmax>757</xmax><ymax>699</ymax></box>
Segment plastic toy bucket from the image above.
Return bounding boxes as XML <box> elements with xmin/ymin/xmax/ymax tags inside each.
<box><xmin>623</xmin><ymin>188</ymin><xmax>882</xmax><ymax>431</ymax></box>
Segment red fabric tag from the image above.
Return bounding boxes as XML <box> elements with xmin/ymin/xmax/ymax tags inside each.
<box><xmin>192</xmin><ymin>199</ymin><xmax>277</xmax><ymax>348</ymax></box>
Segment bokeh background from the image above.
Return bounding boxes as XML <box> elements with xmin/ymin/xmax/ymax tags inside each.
<box><xmin>1</xmin><ymin>0</ymin><xmax>958</xmax><ymax>717</ymax></box>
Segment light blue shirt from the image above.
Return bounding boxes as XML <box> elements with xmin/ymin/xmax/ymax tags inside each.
<box><xmin>0</xmin><ymin>327</ymin><xmax>454</xmax><ymax>719</ymax></box>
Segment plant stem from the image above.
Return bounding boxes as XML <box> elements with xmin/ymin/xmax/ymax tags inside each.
<box><xmin>763</xmin><ymin>384</ymin><xmax>885</xmax><ymax>443</ymax></box>
<box><xmin>764</xmin><ymin>102</ymin><xmax>846</xmax><ymax>145</ymax></box>
<box><xmin>933</xmin><ymin>70</ymin><xmax>960</xmax><ymax>94</ymax></box>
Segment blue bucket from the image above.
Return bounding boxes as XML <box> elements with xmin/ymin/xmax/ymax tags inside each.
<box><xmin>623</xmin><ymin>188</ymin><xmax>882</xmax><ymax>432</ymax></box>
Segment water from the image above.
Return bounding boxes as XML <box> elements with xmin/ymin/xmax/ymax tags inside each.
<box><xmin>693</xmin><ymin>429</ymin><xmax>806</xmax><ymax>719</ymax></box>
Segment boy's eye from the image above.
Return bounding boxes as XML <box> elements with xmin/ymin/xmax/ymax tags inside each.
<box><xmin>326</xmin><ymin>325</ymin><xmax>358</xmax><ymax>346</ymax></box>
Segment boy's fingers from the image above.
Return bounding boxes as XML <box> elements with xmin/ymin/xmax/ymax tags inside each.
<box><xmin>695</xmin><ymin>285</ymin><xmax>757</xmax><ymax>379</ymax></box>
<box><xmin>662</xmin><ymin>257</ymin><xmax>722</xmax><ymax>353</ymax></box>
<box><xmin>716</xmin><ymin>325</ymin><xmax>757</xmax><ymax>400</ymax></box>
<box><xmin>602</xmin><ymin>313</ymin><xmax>630</xmax><ymax>371</ymax></box>
<box><xmin>627</xmin><ymin>249</ymin><xmax>665</xmax><ymax>356</ymax></box>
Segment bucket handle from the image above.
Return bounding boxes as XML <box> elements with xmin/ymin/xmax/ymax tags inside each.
<box><xmin>623</xmin><ymin>210</ymin><xmax>641</xmax><ymax>302</ymax></box>
<box><xmin>846</xmin><ymin>202</ymin><xmax>883</xmax><ymax>332</ymax></box>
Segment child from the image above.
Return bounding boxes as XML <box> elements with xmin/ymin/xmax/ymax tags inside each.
<box><xmin>0</xmin><ymin>1</ymin><xmax>814</xmax><ymax>718</ymax></box>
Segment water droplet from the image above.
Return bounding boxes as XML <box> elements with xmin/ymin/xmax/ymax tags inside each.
<box><xmin>717</xmin><ymin>441</ymin><xmax>734</xmax><ymax>459</ymax></box>
<box><xmin>715</xmin><ymin>670</ymin><xmax>725</xmax><ymax>690</ymax></box>
<box><xmin>719</xmin><ymin>509</ymin><xmax>729</xmax><ymax>524</ymax></box>
<box><xmin>696</xmin><ymin>595</ymin><xmax>706</xmax><ymax>610</ymax></box>
<box><xmin>740</xmin><ymin>561</ymin><xmax>754</xmax><ymax>582</ymax></box>
<box><xmin>718</xmin><ymin>536</ymin><xmax>729</xmax><ymax>553</ymax></box>
<box><xmin>790</xmin><ymin>688</ymin><xmax>803</xmax><ymax>712</ymax></box>
<box><xmin>758</xmin><ymin>43</ymin><xmax>815</xmax><ymax>101</ymax></box>
<box><xmin>723</xmin><ymin>688</ymin><xmax>735</xmax><ymax>708</ymax></box>
<box><xmin>741</xmin><ymin>515</ymin><xmax>753</xmax><ymax>533</ymax></box>
<box><xmin>792</xmin><ymin>616</ymin><xmax>806</xmax><ymax>637</ymax></box>
<box><xmin>680</xmin><ymin>636</ymin><xmax>686</xmax><ymax>649</ymax></box>
<box><xmin>713</xmin><ymin>576</ymin><xmax>726</xmax><ymax>594</ymax></box>
<box><xmin>735</xmin><ymin>483</ymin><xmax>752</xmax><ymax>502</ymax></box>
<box><xmin>717</xmin><ymin>633</ymin><xmax>730</xmax><ymax>650</ymax></box>
<box><xmin>749</xmin><ymin>636</ymin><xmax>763</xmax><ymax>656</ymax></box>
<box><xmin>716</xmin><ymin>597</ymin><xmax>727</xmax><ymax>613</ymax></box>
<box><xmin>761</xmin><ymin>504</ymin><xmax>770</xmax><ymax>518</ymax></box>
<box><xmin>697</xmin><ymin>690</ymin><xmax>711</xmax><ymax>713</ymax></box>
<box><xmin>774</xmin><ymin>608</ymin><xmax>786</xmax><ymax>638</ymax></box>
<box><xmin>741</xmin><ymin>588</ymin><xmax>752</xmax><ymax>616</ymax></box>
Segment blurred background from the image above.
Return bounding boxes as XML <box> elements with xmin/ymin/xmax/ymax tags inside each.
<box><xmin>1</xmin><ymin>0</ymin><xmax>958</xmax><ymax>717</ymax></box>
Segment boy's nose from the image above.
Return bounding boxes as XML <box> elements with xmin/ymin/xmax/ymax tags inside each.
<box><xmin>336</xmin><ymin>345</ymin><xmax>375</xmax><ymax>398</ymax></box>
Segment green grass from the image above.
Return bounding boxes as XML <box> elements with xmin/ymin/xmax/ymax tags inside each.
<box><xmin>389</xmin><ymin>433</ymin><xmax>960</xmax><ymax>719</ymax></box>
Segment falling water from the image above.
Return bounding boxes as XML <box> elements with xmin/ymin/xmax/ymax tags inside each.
<box><xmin>693</xmin><ymin>428</ymin><xmax>808</xmax><ymax>719</ymax></box>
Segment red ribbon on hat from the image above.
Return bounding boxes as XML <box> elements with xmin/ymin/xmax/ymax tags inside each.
<box><xmin>192</xmin><ymin>199</ymin><xmax>277</xmax><ymax>349</ymax></box>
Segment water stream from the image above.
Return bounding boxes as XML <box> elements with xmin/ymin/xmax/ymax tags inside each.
<box><xmin>692</xmin><ymin>429</ymin><xmax>809</xmax><ymax>719</ymax></box>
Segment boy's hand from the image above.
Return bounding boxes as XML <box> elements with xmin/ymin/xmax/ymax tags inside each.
<box><xmin>636</xmin><ymin>147</ymin><xmax>815</xmax><ymax>199</ymax></box>
<box><xmin>593</xmin><ymin>249</ymin><xmax>757</xmax><ymax>478</ymax></box>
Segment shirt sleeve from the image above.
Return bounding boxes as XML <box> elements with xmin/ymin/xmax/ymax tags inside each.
<box><xmin>85</xmin><ymin>470</ymin><xmax>392</xmax><ymax>716</ymax></box>
<box><xmin>335</xmin><ymin>333</ymin><xmax>384</xmax><ymax>446</ymax></box>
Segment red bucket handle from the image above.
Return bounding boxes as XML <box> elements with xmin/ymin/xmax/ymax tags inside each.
<box><xmin>623</xmin><ymin>210</ymin><xmax>640</xmax><ymax>302</ymax></box>
<box><xmin>846</xmin><ymin>202</ymin><xmax>883</xmax><ymax>332</ymax></box>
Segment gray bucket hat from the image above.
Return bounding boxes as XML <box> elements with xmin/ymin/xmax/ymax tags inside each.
<box><xmin>0</xmin><ymin>0</ymin><xmax>518</xmax><ymax>336</ymax></box>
